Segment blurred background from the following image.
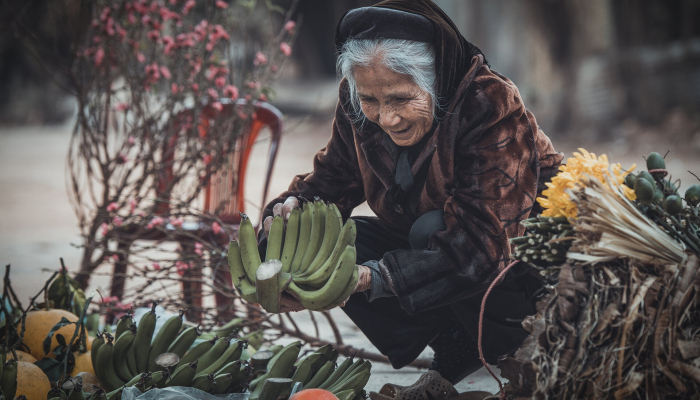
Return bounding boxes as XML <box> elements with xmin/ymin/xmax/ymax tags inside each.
<box><xmin>2</xmin><ymin>0</ymin><xmax>700</xmax><ymax>306</ymax></box>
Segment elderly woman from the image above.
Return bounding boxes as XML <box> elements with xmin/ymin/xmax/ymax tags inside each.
<box><xmin>261</xmin><ymin>0</ymin><xmax>563</xmax><ymax>397</ymax></box>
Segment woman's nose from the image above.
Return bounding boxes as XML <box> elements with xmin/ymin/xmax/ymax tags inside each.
<box><xmin>379</xmin><ymin>105</ymin><xmax>400</xmax><ymax>128</ymax></box>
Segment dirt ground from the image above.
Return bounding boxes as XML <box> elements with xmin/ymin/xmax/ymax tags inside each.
<box><xmin>2</xmin><ymin>99</ymin><xmax>699</xmax><ymax>393</ymax></box>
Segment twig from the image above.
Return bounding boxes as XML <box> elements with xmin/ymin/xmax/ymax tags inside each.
<box><xmin>308</xmin><ymin>310</ymin><xmax>319</xmax><ymax>338</ymax></box>
<box><xmin>321</xmin><ymin>311</ymin><xmax>343</xmax><ymax>345</ymax></box>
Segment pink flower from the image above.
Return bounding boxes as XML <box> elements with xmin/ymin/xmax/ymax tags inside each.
<box><xmin>223</xmin><ymin>85</ymin><xmax>238</xmax><ymax>99</ymax></box>
<box><xmin>271</xmin><ymin>64</ymin><xmax>278</xmax><ymax>72</ymax></box>
<box><xmin>147</xmin><ymin>216</ymin><xmax>165</xmax><ymax>229</ymax></box>
<box><xmin>141</xmin><ymin>14</ymin><xmax>151</xmax><ymax>25</ymax></box>
<box><xmin>113</xmin><ymin>216</ymin><xmax>124</xmax><ymax>227</ymax></box>
<box><xmin>116</xmin><ymin>26</ymin><xmax>127</xmax><ymax>40</ymax></box>
<box><xmin>107</xmin><ymin>202</ymin><xmax>119</xmax><ymax>212</ymax></box>
<box><xmin>128</xmin><ymin>12</ymin><xmax>136</xmax><ymax>24</ymax></box>
<box><xmin>194</xmin><ymin>242</ymin><xmax>204</xmax><ymax>256</ymax></box>
<box><xmin>160</xmin><ymin>66</ymin><xmax>172</xmax><ymax>79</ymax></box>
<box><xmin>175</xmin><ymin>261</ymin><xmax>191</xmax><ymax>276</ymax></box>
<box><xmin>203</xmin><ymin>153</ymin><xmax>212</xmax><ymax>165</ymax></box>
<box><xmin>111</xmin><ymin>254</ymin><xmax>119</xmax><ymax>262</ymax></box>
<box><xmin>127</xmin><ymin>136</ymin><xmax>135</xmax><ymax>145</ymax></box>
<box><xmin>94</xmin><ymin>47</ymin><xmax>105</xmax><ymax>66</ymax></box>
<box><xmin>205</xmin><ymin>65</ymin><xmax>218</xmax><ymax>80</ymax></box>
<box><xmin>100</xmin><ymin>7</ymin><xmax>111</xmax><ymax>22</ymax></box>
<box><xmin>207</xmin><ymin>88</ymin><xmax>218</xmax><ymax>99</ymax></box>
<box><xmin>101</xmin><ymin>295</ymin><xmax>119</xmax><ymax>303</ymax></box>
<box><xmin>152</xmin><ymin>262</ymin><xmax>161</xmax><ymax>271</ymax></box>
<box><xmin>205</xmin><ymin>41</ymin><xmax>214</xmax><ymax>52</ymax></box>
<box><xmin>101</xmin><ymin>222</ymin><xmax>110</xmax><ymax>236</ymax></box>
<box><xmin>118</xmin><ymin>154</ymin><xmax>128</xmax><ymax>163</ymax></box>
<box><xmin>284</xmin><ymin>20</ymin><xmax>296</xmax><ymax>33</ymax></box>
<box><xmin>170</xmin><ymin>217</ymin><xmax>183</xmax><ymax>227</ymax></box>
<box><xmin>211</xmin><ymin>101</ymin><xmax>223</xmax><ymax>111</ymax></box>
<box><xmin>215</xmin><ymin>0</ymin><xmax>228</xmax><ymax>8</ymax></box>
<box><xmin>171</xmin><ymin>83</ymin><xmax>179</xmax><ymax>93</ymax></box>
<box><xmin>162</xmin><ymin>36</ymin><xmax>176</xmax><ymax>54</ymax></box>
<box><xmin>246</xmin><ymin>81</ymin><xmax>260</xmax><ymax>89</ymax></box>
<box><xmin>137</xmin><ymin>52</ymin><xmax>146</xmax><ymax>63</ymax></box>
<box><xmin>182</xmin><ymin>0</ymin><xmax>196</xmax><ymax>15</ymax></box>
<box><xmin>192</xmin><ymin>83</ymin><xmax>199</xmax><ymax>91</ymax></box>
<box><xmin>259</xmin><ymin>93</ymin><xmax>268</xmax><ymax>102</ymax></box>
<box><xmin>116</xmin><ymin>103</ymin><xmax>129</xmax><ymax>112</ymax></box>
<box><xmin>147</xmin><ymin>30</ymin><xmax>160</xmax><ymax>41</ymax></box>
<box><xmin>129</xmin><ymin>198</ymin><xmax>137</xmax><ymax>214</ymax></box>
<box><xmin>212</xmin><ymin>221</ymin><xmax>222</xmax><ymax>235</ymax></box>
<box><xmin>106</xmin><ymin>17</ymin><xmax>115</xmax><ymax>36</ymax></box>
<box><xmin>253</xmin><ymin>51</ymin><xmax>268</xmax><ymax>66</ymax></box>
<box><xmin>214</xmin><ymin>76</ymin><xmax>226</xmax><ymax>89</ymax></box>
<box><xmin>280</xmin><ymin>42</ymin><xmax>292</xmax><ymax>57</ymax></box>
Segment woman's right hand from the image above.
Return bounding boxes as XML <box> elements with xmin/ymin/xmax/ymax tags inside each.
<box><xmin>263</xmin><ymin>196</ymin><xmax>299</xmax><ymax>237</ymax></box>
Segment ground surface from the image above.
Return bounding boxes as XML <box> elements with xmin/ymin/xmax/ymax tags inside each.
<box><xmin>2</xmin><ymin>80</ymin><xmax>699</xmax><ymax>394</ymax></box>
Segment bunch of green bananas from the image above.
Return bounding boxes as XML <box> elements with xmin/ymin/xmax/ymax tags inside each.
<box><xmin>0</xmin><ymin>347</ymin><xmax>18</xmax><ymax>400</ymax></box>
<box><xmin>229</xmin><ymin>198</ymin><xmax>359</xmax><ymax>313</ymax></box>
<box><xmin>510</xmin><ymin>215</ymin><xmax>574</xmax><ymax>281</ymax></box>
<box><xmin>624</xmin><ymin>152</ymin><xmax>700</xmax><ymax>255</ymax></box>
<box><xmin>249</xmin><ymin>343</ymin><xmax>370</xmax><ymax>400</ymax></box>
<box><xmin>90</xmin><ymin>304</ymin><xmax>249</xmax><ymax>399</ymax></box>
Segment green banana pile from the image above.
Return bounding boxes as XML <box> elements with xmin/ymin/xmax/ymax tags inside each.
<box><xmin>624</xmin><ymin>151</ymin><xmax>700</xmax><ymax>255</ymax></box>
<box><xmin>229</xmin><ymin>198</ymin><xmax>359</xmax><ymax>312</ymax></box>
<box><xmin>0</xmin><ymin>348</ymin><xmax>18</xmax><ymax>400</ymax></box>
<box><xmin>89</xmin><ymin>304</ymin><xmax>249</xmax><ymax>399</ymax></box>
<box><xmin>249</xmin><ymin>342</ymin><xmax>370</xmax><ymax>400</ymax></box>
<box><xmin>510</xmin><ymin>215</ymin><xmax>574</xmax><ymax>281</ymax></box>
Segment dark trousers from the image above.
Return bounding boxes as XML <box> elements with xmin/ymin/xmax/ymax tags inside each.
<box><xmin>342</xmin><ymin>215</ymin><xmax>543</xmax><ymax>383</ymax></box>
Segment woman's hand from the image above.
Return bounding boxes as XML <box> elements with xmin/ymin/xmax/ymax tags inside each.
<box><xmin>263</xmin><ymin>196</ymin><xmax>299</xmax><ymax>237</ymax></box>
<box><xmin>340</xmin><ymin>265</ymin><xmax>372</xmax><ymax>307</ymax></box>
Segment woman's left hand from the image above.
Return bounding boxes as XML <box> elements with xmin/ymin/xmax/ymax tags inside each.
<box><xmin>340</xmin><ymin>265</ymin><xmax>372</xmax><ymax>307</ymax></box>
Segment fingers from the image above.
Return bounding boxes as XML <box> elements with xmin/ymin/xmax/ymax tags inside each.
<box><xmin>354</xmin><ymin>265</ymin><xmax>372</xmax><ymax>293</ymax></box>
<box><xmin>282</xmin><ymin>196</ymin><xmax>299</xmax><ymax>221</ymax></box>
<box><xmin>263</xmin><ymin>216</ymin><xmax>273</xmax><ymax>238</ymax></box>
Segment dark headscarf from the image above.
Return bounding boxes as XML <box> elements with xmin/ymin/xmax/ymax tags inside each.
<box><xmin>335</xmin><ymin>0</ymin><xmax>487</xmax><ymax>113</ymax></box>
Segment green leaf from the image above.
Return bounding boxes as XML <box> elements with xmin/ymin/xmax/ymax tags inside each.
<box><xmin>48</xmin><ymin>267</ymin><xmax>87</xmax><ymax>317</ymax></box>
<box><xmin>35</xmin><ymin>357</ymin><xmax>65</xmax><ymax>383</ymax></box>
<box><xmin>43</xmin><ymin>317</ymin><xmax>75</xmax><ymax>356</ymax></box>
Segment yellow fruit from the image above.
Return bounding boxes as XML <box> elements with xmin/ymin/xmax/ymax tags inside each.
<box><xmin>16</xmin><ymin>361</ymin><xmax>52</xmax><ymax>400</ymax></box>
<box><xmin>8</xmin><ymin>350</ymin><xmax>37</xmax><ymax>363</ymax></box>
<box><xmin>18</xmin><ymin>309</ymin><xmax>79</xmax><ymax>360</ymax></box>
<box><xmin>73</xmin><ymin>351</ymin><xmax>94</xmax><ymax>375</ymax></box>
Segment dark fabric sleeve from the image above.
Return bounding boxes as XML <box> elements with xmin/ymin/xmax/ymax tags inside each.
<box><xmin>261</xmin><ymin>84</ymin><xmax>366</xmax><ymax>223</ymax></box>
<box><xmin>380</xmin><ymin>80</ymin><xmax>553</xmax><ymax>315</ymax></box>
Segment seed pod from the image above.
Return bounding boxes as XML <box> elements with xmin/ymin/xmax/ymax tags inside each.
<box><xmin>646</xmin><ymin>152</ymin><xmax>666</xmax><ymax>175</ymax></box>
<box><xmin>663</xmin><ymin>195</ymin><xmax>683</xmax><ymax>215</ymax></box>
<box><xmin>634</xmin><ymin>178</ymin><xmax>655</xmax><ymax>204</ymax></box>
<box><xmin>624</xmin><ymin>173</ymin><xmax>637</xmax><ymax>189</ymax></box>
<box><xmin>653</xmin><ymin>189</ymin><xmax>665</xmax><ymax>205</ymax></box>
<box><xmin>685</xmin><ymin>184</ymin><xmax>700</xmax><ymax>206</ymax></box>
<box><xmin>638</xmin><ymin>171</ymin><xmax>656</xmax><ymax>187</ymax></box>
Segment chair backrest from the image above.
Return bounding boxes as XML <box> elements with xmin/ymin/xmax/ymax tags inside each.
<box><xmin>202</xmin><ymin>99</ymin><xmax>284</xmax><ymax>224</ymax></box>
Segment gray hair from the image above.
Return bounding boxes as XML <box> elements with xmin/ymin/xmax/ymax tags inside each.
<box><xmin>336</xmin><ymin>38</ymin><xmax>438</xmax><ymax>122</ymax></box>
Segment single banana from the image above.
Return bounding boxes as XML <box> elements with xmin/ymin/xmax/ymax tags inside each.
<box><xmin>195</xmin><ymin>336</ymin><xmax>231</xmax><ymax>375</ymax></box>
<box><xmin>327</xmin><ymin>359</ymin><xmax>364</xmax><ymax>392</ymax></box>
<box><xmin>294</xmin><ymin>217</ymin><xmax>356</xmax><ymax>287</ymax></box>
<box><xmin>104</xmin><ymin>387</ymin><xmax>124</xmax><ymax>400</ymax></box>
<box><xmin>334</xmin><ymin>390</ymin><xmax>356</xmax><ymax>400</ymax></box>
<box><xmin>192</xmin><ymin>374</ymin><xmax>215</xmax><ymax>392</ymax></box>
<box><xmin>290</xmin><ymin>202</ymin><xmax>313</xmax><ymax>274</ymax></box>
<box><xmin>125</xmin><ymin>325</ymin><xmax>138</xmax><ymax>376</ymax></box>
<box><xmin>165</xmin><ymin>360</ymin><xmax>198</xmax><ymax>387</ymax></box>
<box><xmin>228</xmin><ymin>240</ymin><xmax>258</xmax><ymax>303</ymax></box>
<box><xmin>318</xmin><ymin>357</ymin><xmax>353</xmax><ymax>390</ymax></box>
<box><xmin>318</xmin><ymin>264</ymin><xmax>359</xmax><ymax>311</ymax></box>
<box><xmin>303</xmin><ymin>360</ymin><xmax>334</xmax><ymax>389</ymax></box>
<box><xmin>300</xmin><ymin>200</ymin><xmax>327</xmax><ymax>273</ymax></box>
<box><xmin>215</xmin><ymin>360</ymin><xmax>243</xmax><ymax>376</ymax></box>
<box><xmin>238</xmin><ymin>214</ymin><xmax>262</xmax><ymax>282</ymax></box>
<box><xmin>211</xmin><ymin>318</ymin><xmax>244</xmax><ymax>337</ymax></box>
<box><xmin>330</xmin><ymin>369</ymin><xmax>371</xmax><ymax>395</ymax></box>
<box><xmin>195</xmin><ymin>340</ymin><xmax>245</xmax><ymax>377</ymax></box>
<box><xmin>266</xmin><ymin>342</ymin><xmax>301</xmax><ymax>379</ymax></box>
<box><xmin>213</xmin><ymin>373</ymin><xmax>233</xmax><ymax>394</ymax></box>
<box><xmin>167</xmin><ymin>326</ymin><xmax>199</xmax><ymax>359</ymax></box>
<box><xmin>286</xmin><ymin>246</ymin><xmax>357</xmax><ymax>310</ymax></box>
<box><xmin>90</xmin><ymin>333</ymin><xmax>105</xmax><ymax>375</ymax></box>
<box><xmin>114</xmin><ymin>314</ymin><xmax>134</xmax><ymax>339</ymax></box>
<box><xmin>301</xmin><ymin>203</ymin><xmax>343</xmax><ymax>278</ymax></box>
<box><xmin>95</xmin><ymin>340</ymin><xmax>126</xmax><ymax>391</ymax></box>
<box><xmin>176</xmin><ymin>336</ymin><xmax>218</xmax><ymax>369</ymax></box>
<box><xmin>112</xmin><ymin>330</ymin><xmax>135</xmax><ymax>382</ymax></box>
<box><xmin>0</xmin><ymin>359</ymin><xmax>18</xmax><ymax>400</ymax></box>
<box><xmin>124</xmin><ymin>372</ymin><xmax>149</xmax><ymax>387</ymax></box>
<box><xmin>266</xmin><ymin>341</ymin><xmax>301</xmax><ymax>370</ymax></box>
<box><xmin>133</xmin><ymin>303</ymin><xmax>157</xmax><ymax>373</ymax></box>
<box><xmin>265</xmin><ymin>215</ymin><xmax>285</xmax><ymax>262</ymax></box>
<box><xmin>148</xmin><ymin>311</ymin><xmax>184</xmax><ymax>371</ymax></box>
<box><xmin>290</xmin><ymin>354</ymin><xmax>313</xmax><ymax>385</ymax></box>
<box><xmin>248</xmin><ymin>371</ymin><xmax>268</xmax><ymax>392</ymax></box>
<box><xmin>280</xmin><ymin>208</ymin><xmax>301</xmax><ymax>272</ymax></box>
<box><xmin>145</xmin><ymin>370</ymin><xmax>165</xmax><ymax>388</ymax></box>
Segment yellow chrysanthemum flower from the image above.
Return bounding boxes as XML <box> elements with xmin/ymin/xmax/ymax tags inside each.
<box><xmin>536</xmin><ymin>148</ymin><xmax>636</xmax><ymax>219</ymax></box>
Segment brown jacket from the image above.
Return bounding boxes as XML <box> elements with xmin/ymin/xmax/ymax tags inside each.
<box><xmin>263</xmin><ymin>55</ymin><xmax>563</xmax><ymax>314</ymax></box>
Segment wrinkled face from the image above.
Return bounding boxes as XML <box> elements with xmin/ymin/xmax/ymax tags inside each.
<box><xmin>354</xmin><ymin>63</ymin><xmax>434</xmax><ymax>147</ymax></box>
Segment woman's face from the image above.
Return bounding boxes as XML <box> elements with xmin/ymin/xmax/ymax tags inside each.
<box><xmin>354</xmin><ymin>63</ymin><xmax>434</xmax><ymax>147</ymax></box>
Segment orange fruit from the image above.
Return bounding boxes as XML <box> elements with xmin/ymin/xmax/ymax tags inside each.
<box><xmin>16</xmin><ymin>361</ymin><xmax>52</xmax><ymax>400</ymax></box>
<box><xmin>73</xmin><ymin>351</ymin><xmax>94</xmax><ymax>375</ymax></box>
<box><xmin>17</xmin><ymin>309</ymin><xmax>79</xmax><ymax>359</ymax></box>
<box><xmin>289</xmin><ymin>389</ymin><xmax>339</xmax><ymax>400</ymax></box>
<box><xmin>8</xmin><ymin>350</ymin><xmax>37</xmax><ymax>363</ymax></box>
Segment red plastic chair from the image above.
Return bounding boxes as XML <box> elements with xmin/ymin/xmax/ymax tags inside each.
<box><xmin>109</xmin><ymin>100</ymin><xmax>283</xmax><ymax>316</ymax></box>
